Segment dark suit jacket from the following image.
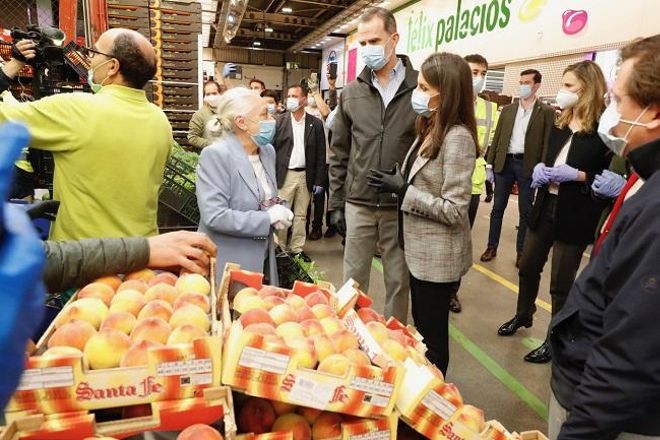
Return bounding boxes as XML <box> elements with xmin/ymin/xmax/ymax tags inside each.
<box><xmin>528</xmin><ymin>126</ymin><xmax>612</xmax><ymax>245</ymax></box>
<box><xmin>273</xmin><ymin>111</ymin><xmax>326</xmax><ymax>191</ymax></box>
<box><xmin>487</xmin><ymin>100</ymin><xmax>555</xmax><ymax>178</ymax></box>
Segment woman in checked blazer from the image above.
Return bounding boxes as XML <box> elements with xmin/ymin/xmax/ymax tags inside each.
<box><xmin>369</xmin><ymin>52</ymin><xmax>478</xmax><ymax>375</ymax></box>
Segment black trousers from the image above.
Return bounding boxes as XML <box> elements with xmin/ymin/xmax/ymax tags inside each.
<box><xmin>468</xmin><ymin>194</ymin><xmax>480</xmax><ymax>229</ymax></box>
<box><xmin>306</xmin><ymin>164</ymin><xmax>331</xmax><ymax>232</ymax></box>
<box><xmin>516</xmin><ymin>194</ymin><xmax>587</xmax><ymax>319</ymax></box>
<box><xmin>410</xmin><ymin>273</ymin><xmax>456</xmax><ymax>376</ymax></box>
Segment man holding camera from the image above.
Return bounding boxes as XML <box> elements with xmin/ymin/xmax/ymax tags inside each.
<box><xmin>0</xmin><ymin>40</ymin><xmax>36</xmax><ymax>94</ymax></box>
<box><xmin>0</xmin><ymin>28</ymin><xmax>172</xmax><ymax>241</ymax></box>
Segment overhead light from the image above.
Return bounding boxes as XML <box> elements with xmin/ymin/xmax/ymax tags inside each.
<box><xmin>333</xmin><ymin>27</ymin><xmax>343</xmax><ymax>33</ymax></box>
<box><xmin>227</xmin><ymin>13</ymin><xmax>236</xmax><ymax>24</ymax></box>
<box><xmin>265</xmin><ymin>26</ymin><xmax>273</xmax><ymax>32</ymax></box>
<box><xmin>282</xmin><ymin>6</ymin><xmax>293</xmax><ymax>13</ymax></box>
<box><xmin>253</xmin><ymin>41</ymin><xmax>262</xmax><ymax>46</ymax></box>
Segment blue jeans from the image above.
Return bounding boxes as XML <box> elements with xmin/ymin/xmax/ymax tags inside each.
<box><xmin>487</xmin><ymin>155</ymin><xmax>533</xmax><ymax>253</ymax></box>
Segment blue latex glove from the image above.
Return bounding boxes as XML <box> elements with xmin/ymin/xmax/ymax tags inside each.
<box><xmin>592</xmin><ymin>169</ymin><xmax>626</xmax><ymax>199</ymax></box>
<box><xmin>531</xmin><ymin>163</ymin><xmax>551</xmax><ymax>189</ymax></box>
<box><xmin>0</xmin><ymin>122</ymin><xmax>47</xmax><ymax>409</ymax></box>
<box><xmin>312</xmin><ymin>185</ymin><xmax>324</xmax><ymax>196</ymax></box>
<box><xmin>548</xmin><ymin>164</ymin><xmax>579</xmax><ymax>183</ymax></box>
<box><xmin>486</xmin><ymin>167</ymin><xmax>494</xmax><ymax>184</ymax></box>
<box><xmin>223</xmin><ymin>63</ymin><xmax>238</xmax><ymax>78</ymax></box>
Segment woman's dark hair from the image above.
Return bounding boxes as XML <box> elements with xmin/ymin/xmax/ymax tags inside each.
<box><xmin>203</xmin><ymin>80</ymin><xmax>222</xmax><ymax>96</ymax></box>
<box><xmin>416</xmin><ymin>52</ymin><xmax>479</xmax><ymax>159</ymax></box>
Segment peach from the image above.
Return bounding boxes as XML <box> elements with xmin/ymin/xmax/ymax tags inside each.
<box><xmin>276</xmin><ymin>322</ymin><xmax>305</xmax><ymax>340</ymax></box>
<box><xmin>78</xmin><ymin>282</ymin><xmax>115</xmax><ymax>306</ymax></box>
<box><xmin>238</xmin><ymin>397</ymin><xmax>276</xmax><ymax>434</ymax></box>
<box><xmin>319</xmin><ymin>317</ymin><xmax>343</xmax><ymax>335</ymax></box>
<box><xmin>285</xmin><ymin>294</ymin><xmax>306</xmax><ymax>310</ymax></box>
<box><xmin>356</xmin><ymin>307</ymin><xmax>385</xmax><ymax>324</ymax></box>
<box><xmin>317</xmin><ymin>353</ymin><xmax>350</xmax><ymax>377</ymax></box>
<box><xmin>110</xmin><ymin>289</ymin><xmax>146</xmax><ymax>316</ymax></box>
<box><xmin>387</xmin><ymin>329</ymin><xmax>414</xmax><ymax>347</ymax></box>
<box><xmin>177</xmin><ymin>424</ymin><xmax>223</xmax><ymax>440</ymax></box>
<box><xmin>117</xmin><ymin>280</ymin><xmax>148</xmax><ymax>294</ymax></box>
<box><xmin>175</xmin><ymin>273</ymin><xmax>211</xmax><ymax>296</ymax></box>
<box><xmin>296</xmin><ymin>306</ymin><xmax>315</xmax><ymax>322</ymax></box>
<box><xmin>263</xmin><ymin>334</ymin><xmax>286</xmax><ymax>350</ymax></box>
<box><xmin>269</xmin><ymin>304</ymin><xmax>298</xmax><ymax>325</ymax></box>
<box><xmin>144</xmin><ymin>283</ymin><xmax>179</xmax><ymax>305</ymax></box>
<box><xmin>137</xmin><ymin>300</ymin><xmax>173</xmax><ymax>322</ymax></box>
<box><xmin>343</xmin><ymin>348</ymin><xmax>371</xmax><ymax>366</ymax></box>
<box><xmin>300</xmin><ymin>319</ymin><xmax>324</xmax><ymax>337</ymax></box>
<box><xmin>271</xmin><ymin>400</ymin><xmax>298</xmax><ymax>416</ymax></box>
<box><xmin>272</xmin><ymin>413</ymin><xmax>312</xmax><ymax>440</ymax></box>
<box><xmin>366</xmin><ymin>321</ymin><xmax>388</xmax><ymax>344</ymax></box>
<box><xmin>84</xmin><ymin>329</ymin><xmax>131</xmax><ymax>369</ymax></box>
<box><xmin>48</xmin><ymin>320</ymin><xmax>96</xmax><ymax>351</ymax></box>
<box><xmin>258</xmin><ymin>285</ymin><xmax>287</xmax><ymax>299</ymax></box>
<box><xmin>311</xmin><ymin>334</ymin><xmax>336</xmax><ymax>362</ymax></box>
<box><xmin>148</xmin><ymin>272</ymin><xmax>178</xmax><ymax>287</ymax></box>
<box><xmin>167</xmin><ymin>324</ymin><xmax>207</xmax><ymax>345</ymax></box>
<box><xmin>311</xmin><ymin>304</ymin><xmax>333</xmax><ymax>320</ymax></box>
<box><xmin>170</xmin><ymin>303</ymin><xmax>210</xmax><ymax>332</ymax></box>
<box><xmin>125</xmin><ymin>268</ymin><xmax>156</xmax><ymax>283</ymax></box>
<box><xmin>244</xmin><ymin>322</ymin><xmax>277</xmax><ymax>336</ymax></box>
<box><xmin>287</xmin><ymin>338</ymin><xmax>318</xmax><ymax>369</ymax></box>
<box><xmin>42</xmin><ymin>346</ymin><xmax>83</xmax><ymax>359</ymax></box>
<box><xmin>131</xmin><ymin>317</ymin><xmax>172</xmax><ymax>345</ymax></box>
<box><xmin>298</xmin><ymin>407</ymin><xmax>323</xmax><ymax>425</ymax></box>
<box><xmin>263</xmin><ymin>295</ymin><xmax>286</xmax><ymax>310</ymax></box>
<box><xmin>233</xmin><ymin>287</ymin><xmax>259</xmax><ymax>312</ymax></box>
<box><xmin>240</xmin><ymin>308</ymin><xmax>276</xmax><ymax>328</ymax></box>
<box><xmin>456</xmin><ymin>405</ymin><xmax>485</xmax><ymax>433</ymax></box>
<box><xmin>174</xmin><ymin>292</ymin><xmax>210</xmax><ymax>313</ymax></box>
<box><xmin>329</xmin><ymin>329</ymin><xmax>359</xmax><ymax>353</ymax></box>
<box><xmin>120</xmin><ymin>340</ymin><xmax>162</xmax><ymax>367</ymax></box>
<box><xmin>94</xmin><ymin>275</ymin><xmax>122</xmax><ymax>291</ymax></box>
<box><xmin>311</xmin><ymin>412</ymin><xmax>343</xmax><ymax>440</ymax></box>
<box><xmin>381</xmin><ymin>339</ymin><xmax>406</xmax><ymax>362</ymax></box>
<box><xmin>304</xmin><ymin>291</ymin><xmax>328</xmax><ymax>308</ymax></box>
<box><xmin>55</xmin><ymin>298</ymin><xmax>108</xmax><ymax>329</ymax></box>
<box><xmin>101</xmin><ymin>311</ymin><xmax>137</xmax><ymax>335</ymax></box>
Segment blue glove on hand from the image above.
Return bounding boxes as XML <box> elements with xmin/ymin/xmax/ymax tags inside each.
<box><xmin>548</xmin><ymin>164</ymin><xmax>579</xmax><ymax>183</ymax></box>
<box><xmin>312</xmin><ymin>185</ymin><xmax>324</xmax><ymax>195</ymax></box>
<box><xmin>486</xmin><ymin>167</ymin><xmax>494</xmax><ymax>184</ymax></box>
<box><xmin>531</xmin><ymin>163</ymin><xmax>551</xmax><ymax>189</ymax></box>
<box><xmin>592</xmin><ymin>170</ymin><xmax>626</xmax><ymax>199</ymax></box>
<box><xmin>223</xmin><ymin>63</ymin><xmax>238</xmax><ymax>78</ymax></box>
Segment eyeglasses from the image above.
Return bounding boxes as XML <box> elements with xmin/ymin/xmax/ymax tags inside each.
<box><xmin>80</xmin><ymin>46</ymin><xmax>114</xmax><ymax>60</ymax></box>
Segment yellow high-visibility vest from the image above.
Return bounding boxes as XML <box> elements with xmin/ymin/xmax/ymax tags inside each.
<box><xmin>472</xmin><ymin>97</ymin><xmax>499</xmax><ymax>195</ymax></box>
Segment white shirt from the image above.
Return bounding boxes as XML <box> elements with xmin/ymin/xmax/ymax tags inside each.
<box><xmin>288</xmin><ymin>112</ymin><xmax>306</xmax><ymax>169</ymax></box>
<box><xmin>248</xmin><ymin>154</ymin><xmax>274</xmax><ymax>199</ymax></box>
<box><xmin>549</xmin><ymin>136</ymin><xmax>572</xmax><ymax>195</ymax></box>
<box><xmin>508</xmin><ymin>101</ymin><xmax>535</xmax><ymax>154</ymax></box>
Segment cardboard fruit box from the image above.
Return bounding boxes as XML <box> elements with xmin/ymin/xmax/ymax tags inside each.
<box><xmin>6</xmin><ymin>270</ymin><xmax>222</xmax><ymax>416</ymax></box>
<box><xmin>219</xmin><ymin>263</ymin><xmax>403</xmax><ymax>418</ymax></box>
<box><xmin>0</xmin><ymin>386</ymin><xmax>233</xmax><ymax>440</ymax></box>
<box><xmin>237</xmin><ymin>433</ymin><xmax>294</xmax><ymax>440</ymax></box>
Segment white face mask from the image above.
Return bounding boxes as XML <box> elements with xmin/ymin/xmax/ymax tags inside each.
<box><xmin>555</xmin><ymin>89</ymin><xmax>579</xmax><ymax>109</ymax></box>
<box><xmin>204</xmin><ymin>95</ymin><xmax>222</xmax><ymax>108</ymax></box>
<box><xmin>597</xmin><ymin>101</ymin><xmax>649</xmax><ymax>156</ymax></box>
<box><xmin>519</xmin><ymin>84</ymin><xmax>533</xmax><ymax>99</ymax></box>
<box><xmin>472</xmin><ymin>76</ymin><xmax>485</xmax><ymax>95</ymax></box>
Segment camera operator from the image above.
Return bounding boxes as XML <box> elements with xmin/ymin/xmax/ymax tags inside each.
<box><xmin>0</xmin><ymin>28</ymin><xmax>172</xmax><ymax>241</ymax></box>
<box><xmin>0</xmin><ymin>40</ymin><xmax>36</xmax><ymax>94</ymax></box>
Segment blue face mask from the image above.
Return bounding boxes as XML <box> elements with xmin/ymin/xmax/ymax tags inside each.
<box><xmin>267</xmin><ymin>103</ymin><xmax>276</xmax><ymax>115</ymax></box>
<box><xmin>250</xmin><ymin>119</ymin><xmax>276</xmax><ymax>146</ymax></box>
<box><xmin>411</xmin><ymin>89</ymin><xmax>437</xmax><ymax>117</ymax></box>
<box><xmin>361</xmin><ymin>37</ymin><xmax>392</xmax><ymax>71</ymax></box>
<box><xmin>519</xmin><ymin>84</ymin><xmax>533</xmax><ymax>99</ymax></box>
<box><xmin>286</xmin><ymin>98</ymin><xmax>300</xmax><ymax>112</ymax></box>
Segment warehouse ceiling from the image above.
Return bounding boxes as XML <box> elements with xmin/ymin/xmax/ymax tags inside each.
<box><xmin>209</xmin><ymin>0</ymin><xmax>389</xmax><ymax>52</ymax></box>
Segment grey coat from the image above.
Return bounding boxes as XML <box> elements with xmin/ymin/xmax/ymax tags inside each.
<box><xmin>400</xmin><ymin>126</ymin><xmax>476</xmax><ymax>283</ymax></box>
<box><xmin>196</xmin><ymin>134</ymin><xmax>279</xmax><ymax>285</ymax></box>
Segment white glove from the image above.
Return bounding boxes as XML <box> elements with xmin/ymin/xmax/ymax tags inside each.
<box><xmin>267</xmin><ymin>204</ymin><xmax>293</xmax><ymax>229</ymax></box>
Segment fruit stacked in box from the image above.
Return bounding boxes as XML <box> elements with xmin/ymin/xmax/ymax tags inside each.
<box><xmin>7</xmin><ymin>269</ymin><xmax>222</xmax><ymax>414</ymax></box>
<box><xmin>219</xmin><ymin>263</ymin><xmax>403</xmax><ymax>418</ymax></box>
<box><xmin>234</xmin><ymin>394</ymin><xmax>397</xmax><ymax>440</ymax></box>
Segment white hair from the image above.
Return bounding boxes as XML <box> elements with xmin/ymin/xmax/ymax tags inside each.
<box><xmin>206</xmin><ymin>87</ymin><xmax>262</xmax><ymax>139</ymax></box>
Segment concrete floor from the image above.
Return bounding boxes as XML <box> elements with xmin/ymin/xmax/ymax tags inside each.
<box><xmin>303</xmin><ymin>194</ymin><xmax>591</xmax><ymax>434</ymax></box>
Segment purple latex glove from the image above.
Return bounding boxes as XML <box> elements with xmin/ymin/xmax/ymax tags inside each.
<box><xmin>548</xmin><ymin>164</ymin><xmax>579</xmax><ymax>183</ymax></box>
<box><xmin>312</xmin><ymin>185</ymin><xmax>324</xmax><ymax>195</ymax></box>
<box><xmin>531</xmin><ymin>163</ymin><xmax>551</xmax><ymax>189</ymax></box>
<box><xmin>486</xmin><ymin>167</ymin><xmax>494</xmax><ymax>184</ymax></box>
<box><xmin>592</xmin><ymin>170</ymin><xmax>626</xmax><ymax>199</ymax></box>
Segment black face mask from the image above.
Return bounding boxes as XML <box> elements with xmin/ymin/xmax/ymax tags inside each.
<box><xmin>627</xmin><ymin>138</ymin><xmax>660</xmax><ymax>180</ymax></box>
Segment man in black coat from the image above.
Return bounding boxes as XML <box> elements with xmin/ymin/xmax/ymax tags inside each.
<box><xmin>272</xmin><ymin>84</ymin><xmax>326</xmax><ymax>258</ymax></box>
<box><xmin>549</xmin><ymin>34</ymin><xmax>660</xmax><ymax>440</ymax></box>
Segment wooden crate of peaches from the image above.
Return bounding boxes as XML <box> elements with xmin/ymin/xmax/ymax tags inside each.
<box><xmin>6</xmin><ymin>268</ymin><xmax>223</xmax><ymax>417</ymax></box>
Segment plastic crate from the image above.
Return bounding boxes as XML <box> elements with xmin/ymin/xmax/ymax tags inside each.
<box><xmin>158</xmin><ymin>155</ymin><xmax>199</xmax><ymax>224</ymax></box>
<box><xmin>275</xmin><ymin>246</ymin><xmax>314</xmax><ymax>288</ymax></box>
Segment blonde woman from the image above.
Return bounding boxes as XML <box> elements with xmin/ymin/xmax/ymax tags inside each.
<box><xmin>497</xmin><ymin>61</ymin><xmax>612</xmax><ymax>363</ymax></box>
<box><xmin>196</xmin><ymin>87</ymin><xmax>293</xmax><ymax>284</ymax></box>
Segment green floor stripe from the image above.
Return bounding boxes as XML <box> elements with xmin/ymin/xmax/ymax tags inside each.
<box><xmin>371</xmin><ymin>257</ymin><xmax>548</xmax><ymax>421</ymax></box>
<box><xmin>522</xmin><ymin>337</ymin><xmax>546</xmax><ymax>350</ymax></box>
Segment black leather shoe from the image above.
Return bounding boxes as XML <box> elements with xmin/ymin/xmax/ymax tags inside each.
<box><xmin>308</xmin><ymin>230</ymin><xmax>322</xmax><ymax>241</ymax></box>
<box><xmin>324</xmin><ymin>226</ymin><xmax>338</xmax><ymax>238</ymax></box>
<box><xmin>524</xmin><ymin>341</ymin><xmax>552</xmax><ymax>363</ymax></box>
<box><xmin>516</xmin><ymin>253</ymin><xmax>522</xmax><ymax>269</ymax></box>
<box><xmin>498</xmin><ymin>315</ymin><xmax>533</xmax><ymax>336</ymax></box>
<box><xmin>449</xmin><ymin>294</ymin><xmax>462</xmax><ymax>313</ymax></box>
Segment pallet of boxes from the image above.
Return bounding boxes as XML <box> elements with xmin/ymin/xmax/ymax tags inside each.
<box><xmin>0</xmin><ymin>266</ymin><xmax>234</xmax><ymax>439</ymax></box>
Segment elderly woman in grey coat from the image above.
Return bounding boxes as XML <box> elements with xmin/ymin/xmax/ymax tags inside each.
<box><xmin>196</xmin><ymin>87</ymin><xmax>293</xmax><ymax>284</ymax></box>
<box><xmin>368</xmin><ymin>53</ymin><xmax>478</xmax><ymax>376</ymax></box>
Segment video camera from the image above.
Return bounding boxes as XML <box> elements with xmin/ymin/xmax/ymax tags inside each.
<box><xmin>10</xmin><ymin>25</ymin><xmax>66</xmax><ymax>67</ymax></box>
